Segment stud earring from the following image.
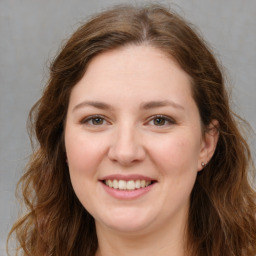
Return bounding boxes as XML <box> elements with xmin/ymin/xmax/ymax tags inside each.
<box><xmin>201</xmin><ymin>162</ymin><xmax>206</xmax><ymax>167</ymax></box>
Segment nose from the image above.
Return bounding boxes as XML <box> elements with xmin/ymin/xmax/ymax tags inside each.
<box><xmin>108</xmin><ymin>123</ymin><xmax>146</xmax><ymax>166</ymax></box>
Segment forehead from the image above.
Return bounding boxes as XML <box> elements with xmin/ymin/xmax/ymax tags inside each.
<box><xmin>68</xmin><ymin>45</ymin><xmax>195</xmax><ymax>110</ymax></box>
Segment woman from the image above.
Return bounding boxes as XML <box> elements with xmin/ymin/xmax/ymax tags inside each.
<box><xmin>8</xmin><ymin>4</ymin><xmax>256</xmax><ymax>256</ymax></box>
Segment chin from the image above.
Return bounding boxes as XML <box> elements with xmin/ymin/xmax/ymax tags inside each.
<box><xmin>103</xmin><ymin>220</ymin><xmax>151</xmax><ymax>234</ymax></box>
<box><xmin>95</xmin><ymin>208</ymin><xmax>156</xmax><ymax>234</ymax></box>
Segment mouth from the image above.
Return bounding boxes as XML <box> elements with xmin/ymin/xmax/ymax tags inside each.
<box><xmin>102</xmin><ymin>179</ymin><xmax>156</xmax><ymax>191</ymax></box>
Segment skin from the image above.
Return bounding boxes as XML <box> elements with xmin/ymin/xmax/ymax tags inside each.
<box><xmin>65</xmin><ymin>45</ymin><xmax>218</xmax><ymax>256</ymax></box>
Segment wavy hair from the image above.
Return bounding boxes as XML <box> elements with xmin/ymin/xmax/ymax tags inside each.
<box><xmin>8</xmin><ymin>4</ymin><xmax>256</xmax><ymax>256</ymax></box>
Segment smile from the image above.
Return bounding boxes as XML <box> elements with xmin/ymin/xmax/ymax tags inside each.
<box><xmin>103</xmin><ymin>179</ymin><xmax>153</xmax><ymax>190</ymax></box>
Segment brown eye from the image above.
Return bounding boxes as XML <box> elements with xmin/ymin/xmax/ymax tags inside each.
<box><xmin>147</xmin><ymin>115</ymin><xmax>176</xmax><ymax>127</ymax></box>
<box><xmin>81</xmin><ymin>115</ymin><xmax>107</xmax><ymax>126</ymax></box>
<box><xmin>153</xmin><ymin>117</ymin><xmax>166</xmax><ymax>126</ymax></box>
<box><xmin>91</xmin><ymin>117</ymin><xmax>104</xmax><ymax>125</ymax></box>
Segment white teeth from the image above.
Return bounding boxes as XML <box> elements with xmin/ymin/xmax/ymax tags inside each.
<box><xmin>127</xmin><ymin>180</ymin><xmax>135</xmax><ymax>190</ymax></box>
<box><xmin>113</xmin><ymin>179</ymin><xmax>118</xmax><ymax>189</ymax></box>
<box><xmin>104</xmin><ymin>179</ymin><xmax>152</xmax><ymax>190</ymax></box>
<box><xmin>108</xmin><ymin>180</ymin><xmax>113</xmax><ymax>188</ymax></box>
<box><xmin>119</xmin><ymin>180</ymin><xmax>126</xmax><ymax>190</ymax></box>
<box><xmin>135</xmin><ymin>180</ymin><xmax>141</xmax><ymax>189</ymax></box>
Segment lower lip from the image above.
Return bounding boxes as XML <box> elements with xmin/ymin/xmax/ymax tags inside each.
<box><xmin>101</xmin><ymin>182</ymin><xmax>155</xmax><ymax>200</ymax></box>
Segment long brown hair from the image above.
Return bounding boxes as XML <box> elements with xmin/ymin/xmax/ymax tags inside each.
<box><xmin>8</xmin><ymin>4</ymin><xmax>256</xmax><ymax>256</ymax></box>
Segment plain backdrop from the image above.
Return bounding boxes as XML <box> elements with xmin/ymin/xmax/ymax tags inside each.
<box><xmin>1</xmin><ymin>0</ymin><xmax>255</xmax><ymax>255</ymax></box>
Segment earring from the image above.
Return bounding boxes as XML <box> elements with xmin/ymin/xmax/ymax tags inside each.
<box><xmin>201</xmin><ymin>162</ymin><xmax>206</xmax><ymax>167</ymax></box>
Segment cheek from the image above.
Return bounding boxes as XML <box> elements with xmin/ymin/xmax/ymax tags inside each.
<box><xmin>148</xmin><ymin>132</ymin><xmax>201</xmax><ymax>174</ymax></box>
<box><xmin>65</xmin><ymin>129</ymin><xmax>106</xmax><ymax>177</ymax></box>
<box><xmin>64</xmin><ymin>130</ymin><xmax>106</xmax><ymax>211</ymax></box>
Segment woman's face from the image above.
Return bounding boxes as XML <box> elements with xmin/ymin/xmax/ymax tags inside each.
<box><xmin>65</xmin><ymin>45</ymin><xmax>214</xmax><ymax>235</ymax></box>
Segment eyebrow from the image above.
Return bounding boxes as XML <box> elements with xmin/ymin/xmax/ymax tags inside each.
<box><xmin>140</xmin><ymin>100</ymin><xmax>184</xmax><ymax>111</ymax></box>
<box><xmin>72</xmin><ymin>100</ymin><xmax>184</xmax><ymax>112</ymax></box>
<box><xmin>72</xmin><ymin>101</ymin><xmax>113</xmax><ymax>112</ymax></box>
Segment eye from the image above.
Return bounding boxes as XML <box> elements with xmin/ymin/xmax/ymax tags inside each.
<box><xmin>81</xmin><ymin>115</ymin><xmax>108</xmax><ymax>126</ymax></box>
<box><xmin>148</xmin><ymin>115</ymin><xmax>175</xmax><ymax>127</ymax></box>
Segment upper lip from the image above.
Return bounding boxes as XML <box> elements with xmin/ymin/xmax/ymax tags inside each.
<box><xmin>100</xmin><ymin>174</ymin><xmax>156</xmax><ymax>181</ymax></box>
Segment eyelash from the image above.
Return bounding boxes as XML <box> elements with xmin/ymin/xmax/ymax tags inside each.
<box><xmin>80</xmin><ymin>115</ymin><xmax>108</xmax><ymax>126</ymax></box>
<box><xmin>80</xmin><ymin>114</ymin><xmax>175</xmax><ymax>127</ymax></box>
<box><xmin>147</xmin><ymin>115</ymin><xmax>176</xmax><ymax>127</ymax></box>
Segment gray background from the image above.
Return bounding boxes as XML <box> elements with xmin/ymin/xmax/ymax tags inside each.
<box><xmin>1</xmin><ymin>0</ymin><xmax>255</xmax><ymax>255</ymax></box>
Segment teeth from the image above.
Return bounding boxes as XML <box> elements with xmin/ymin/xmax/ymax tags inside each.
<box><xmin>119</xmin><ymin>180</ymin><xmax>126</xmax><ymax>190</ymax></box>
<box><xmin>108</xmin><ymin>180</ymin><xmax>113</xmax><ymax>188</ymax></box>
<box><xmin>113</xmin><ymin>179</ymin><xmax>118</xmax><ymax>189</ymax></box>
<box><xmin>104</xmin><ymin>179</ymin><xmax>152</xmax><ymax>190</ymax></box>
<box><xmin>135</xmin><ymin>180</ymin><xmax>141</xmax><ymax>189</ymax></box>
<box><xmin>127</xmin><ymin>180</ymin><xmax>135</xmax><ymax>190</ymax></box>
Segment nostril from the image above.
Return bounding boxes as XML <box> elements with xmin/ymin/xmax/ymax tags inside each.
<box><xmin>108</xmin><ymin>147</ymin><xmax>146</xmax><ymax>166</ymax></box>
<box><xmin>107</xmin><ymin>133</ymin><xmax>146</xmax><ymax>165</ymax></box>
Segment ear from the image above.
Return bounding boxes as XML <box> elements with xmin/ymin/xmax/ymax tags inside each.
<box><xmin>198</xmin><ymin>119</ymin><xmax>219</xmax><ymax>171</ymax></box>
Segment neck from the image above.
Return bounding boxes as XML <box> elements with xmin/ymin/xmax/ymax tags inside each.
<box><xmin>95</xmin><ymin>217</ymin><xmax>188</xmax><ymax>256</ymax></box>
